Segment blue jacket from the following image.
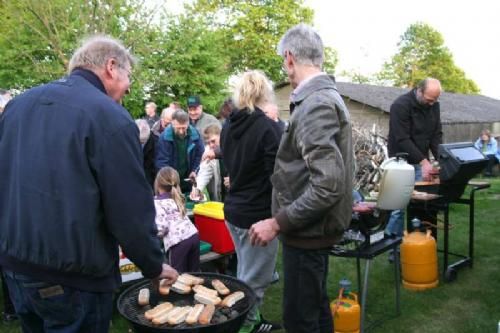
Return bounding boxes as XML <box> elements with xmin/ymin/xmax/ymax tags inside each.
<box><xmin>155</xmin><ymin>124</ymin><xmax>204</xmax><ymax>173</ymax></box>
<box><xmin>0</xmin><ymin>70</ymin><xmax>164</xmax><ymax>292</ymax></box>
<box><xmin>474</xmin><ymin>137</ymin><xmax>498</xmax><ymax>157</ymax></box>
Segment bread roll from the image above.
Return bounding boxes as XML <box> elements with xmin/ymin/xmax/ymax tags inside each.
<box><xmin>167</xmin><ymin>306</ymin><xmax>192</xmax><ymax>325</ymax></box>
<box><xmin>221</xmin><ymin>291</ymin><xmax>245</xmax><ymax>307</ymax></box>
<box><xmin>138</xmin><ymin>288</ymin><xmax>150</xmax><ymax>306</ymax></box>
<box><xmin>159</xmin><ymin>279</ymin><xmax>170</xmax><ymax>295</ymax></box>
<box><xmin>185</xmin><ymin>303</ymin><xmax>205</xmax><ymax>325</ymax></box>
<box><xmin>211</xmin><ymin>279</ymin><xmax>230</xmax><ymax>296</ymax></box>
<box><xmin>171</xmin><ymin>281</ymin><xmax>192</xmax><ymax>294</ymax></box>
<box><xmin>144</xmin><ymin>302</ymin><xmax>173</xmax><ymax>320</ymax></box>
<box><xmin>198</xmin><ymin>304</ymin><xmax>215</xmax><ymax>325</ymax></box>
<box><xmin>193</xmin><ymin>284</ymin><xmax>218</xmax><ymax>297</ymax></box>
<box><xmin>194</xmin><ymin>292</ymin><xmax>221</xmax><ymax>306</ymax></box>
<box><xmin>152</xmin><ymin>306</ymin><xmax>182</xmax><ymax>325</ymax></box>
<box><xmin>177</xmin><ymin>273</ymin><xmax>204</xmax><ymax>286</ymax></box>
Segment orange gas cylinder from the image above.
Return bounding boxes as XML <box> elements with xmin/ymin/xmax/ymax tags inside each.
<box><xmin>331</xmin><ymin>279</ymin><xmax>360</xmax><ymax>333</ymax></box>
<box><xmin>400</xmin><ymin>219</ymin><xmax>439</xmax><ymax>290</ymax></box>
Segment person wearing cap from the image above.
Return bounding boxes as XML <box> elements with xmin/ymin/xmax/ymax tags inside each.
<box><xmin>186</xmin><ymin>95</ymin><xmax>220</xmax><ymax>135</ymax></box>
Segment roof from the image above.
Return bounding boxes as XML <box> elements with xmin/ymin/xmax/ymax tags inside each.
<box><xmin>336</xmin><ymin>82</ymin><xmax>500</xmax><ymax>124</ymax></box>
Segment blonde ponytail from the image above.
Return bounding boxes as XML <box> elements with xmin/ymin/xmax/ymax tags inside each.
<box><xmin>233</xmin><ymin>70</ymin><xmax>274</xmax><ymax>112</ymax></box>
<box><xmin>154</xmin><ymin>166</ymin><xmax>186</xmax><ymax>217</ymax></box>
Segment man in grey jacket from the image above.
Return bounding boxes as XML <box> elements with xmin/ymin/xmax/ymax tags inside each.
<box><xmin>187</xmin><ymin>95</ymin><xmax>221</xmax><ymax>135</ymax></box>
<box><xmin>250</xmin><ymin>24</ymin><xmax>353</xmax><ymax>333</ymax></box>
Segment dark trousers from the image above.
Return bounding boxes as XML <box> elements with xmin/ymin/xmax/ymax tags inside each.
<box><xmin>3</xmin><ymin>270</ymin><xmax>113</xmax><ymax>333</ymax></box>
<box><xmin>484</xmin><ymin>154</ymin><xmax>498</xmax><ymax>175</ymax></box>
<box><xmin>282</xmin><ymin>243</ymin><xmax>332</xmax><ymax>333</ymax></box>
<box><xmin>1</xmin><ymin>267</ymin><xmax>16</xmax><ymax>314</ymax></box>
<box><xmin>168</xmin><ymin>233</ymin><xmax>200</xmax><ymax>273</ymax></box>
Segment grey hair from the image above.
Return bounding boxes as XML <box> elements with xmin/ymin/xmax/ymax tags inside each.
<box><xmin>172</xmin><ymin>109</ymin><xmax>189</xmax><ymax>123</ymax></box>
<box><xmin>233</xmin><ymin>70</ymin><xmax>274</xmax><ymax>112</ymax></box>
<box><xmin>161</xmin><ymin>107</ymin><xmax>175</xmax><ymax>120</ymax></box>
<box><xmin>277</xmin><ymin>23</ymin><xmax>324</xmax><ymax>67</ymax></box>
<box><xmin>68</xmin><ymin>35</ymin><xmax>136</xmax><ymax>73</ymax></box>
<box><xmin>135</xmin><ymin>119</ymin><xmax>151</xmax><ymax>144</ymax></box>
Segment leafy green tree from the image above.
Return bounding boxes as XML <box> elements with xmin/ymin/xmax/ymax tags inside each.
<box><xmin>379</xmin><ymin>22</ymin><xmax>479</xmax><ymax>94</ymax></box>
<box><xmin>186</xmin><ymin>0</ymin><xmax>337</xmax><ymax>83</ymax></box>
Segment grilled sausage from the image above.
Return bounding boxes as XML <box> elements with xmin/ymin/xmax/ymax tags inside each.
<box><xmin>138</xmin><ymin>288</ymin><xmax>150</xmax><ymax>306</ymax></box>
<box><xmin>193</xmin><ymin>284</ymin><xmax>218</xmax><ymax>297</ymax></box>
<box><xmin>198</xmin><ymin>304</ymin><xmax>215</xmax><ymax>325</ymax></box>
<box><xmin>171</xmin><ymin>281</ymin><xmax>192</xmax><ymax>294</ymax></box>
<box><xmin>211</xmin><ymin>279</ymin><xmax>230</xmax><ymax>296</ymax></box>
<box><xmin>221</xmin><ymin>291</ymin><xmax>245</xmax><ymax>307</ymax></box>
<box><xmin>194</xmin><ymin>292</ymin><xmax>221</xmax><ymax>306</ymax></box>
<box><xmin>159</xmin><ymin>279</ymin><xmax>170</xmax><ymax>295</ymax></box>
<box><xmin>177</xmin><ymin>273</ymin><xmax>204</xmax><ymax>286</ymax></box>
<box><xmin>185</xmin><ymin>304</ymin><xmax>205</xmax><ymax>325</ymax></box>
<box><xmin>144</xmin><ymin>302</ymin><xmax>173</xmax><ymax>320</ymax></box>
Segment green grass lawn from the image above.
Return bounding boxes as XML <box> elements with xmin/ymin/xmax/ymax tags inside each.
<box><xmin>1</xmin><ymin>178</ymin><xmax>499</xmax><ymax>332</ymax></box>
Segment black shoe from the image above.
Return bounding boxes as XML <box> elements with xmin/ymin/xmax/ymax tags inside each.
<box><xmin>2</xmin><ymin>311</ymin><xmax>18</xmax><ymax>323</ymax></box>
<box><xmin>252</xmin><ymin>316</ymin><xmax>282</xmax><ymax>332</ymax></box>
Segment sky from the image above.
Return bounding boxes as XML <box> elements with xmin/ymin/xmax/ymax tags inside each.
<box><xmin>159</xmin><ymin>0</ymin><xmax>500</xmax><ymax>99</ymax></box>
<box><xmin>307</xmin><ymin>0</ymin><xmax>500</xmax><ymax>99</ymax></box>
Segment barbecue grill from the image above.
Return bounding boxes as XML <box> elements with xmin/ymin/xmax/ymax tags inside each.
<box><xmin>409</xmin><ymin>142</ymin><xmax>490</xmax><ymax>281</ymax></box>
<box><xmin>117</xmin><ymin>272</ymin><xmax>256</xmax><ymax>333</ymax></box>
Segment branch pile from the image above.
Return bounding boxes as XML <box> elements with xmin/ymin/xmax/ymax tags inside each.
<box><xmin>353</xmin><ymin>124</ymin><xmax>388</xmax><ymax>193</ymax></box>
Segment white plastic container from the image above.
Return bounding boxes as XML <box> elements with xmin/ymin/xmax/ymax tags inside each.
<box><xmin>377</xmin><ymin>157</ymin><xmax>415</xmax><ymax>210</ymax></box>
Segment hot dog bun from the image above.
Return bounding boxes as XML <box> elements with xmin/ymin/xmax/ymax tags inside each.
<box><xmin>193</xmin><ymin>284</ymin><xmax>218</xmax><ymax>297</ymax></box>
<box><xmin>221</xmin><ymin>291</ymin><xmax>245</xmax><ymax>307</ymax></box>
<box><xmin>171</xmin><ymin>281</ymin><xmax>192</xmax><ymax>294</ymax></box>
<box><xmin>145</xmin><ymin>302</ymin><xmax>173</xmax><ymax>320</ymax></box>
<box><xmin>185</xmin><ymin>303</ymin><xmax>205</xmax><ymax>325</ymax></box>
<box><xmin>211</xmin><ymin>279</ymin><xmax>230</xmax><ymax>296</ymax></box>
<box><xmin>198</xmin><ymin>304</ymin><xmax>215</xmax><ymax>325</ymax></box>
<box><xmin>194</xmin><ymin>292</ymin><xmax>221</xmax><ymax>306</ymax></box>
<box><xmin>138</xmin><ymin>288</ymin><xmax>150</xmax><ymax>306</ymax></box>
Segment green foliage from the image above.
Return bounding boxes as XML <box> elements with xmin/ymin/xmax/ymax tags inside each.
<box><xmin>379</xmin><ymin>22</ymin><xmax>480</xmax><ymax>94</ymax></box>
<box><xmin>0</xmin><ymin>0</ymin><xmax>323</xmax><ymax>118</ymax></box>
<box><xmin>186</xmin><ymin>0</ymin><xmax>324</xmax><ymax>83</ymax></box>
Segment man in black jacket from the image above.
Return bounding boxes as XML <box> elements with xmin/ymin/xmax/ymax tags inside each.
<box><xmin>385</xmin><ymin>78</ymin><xmax>443</xmax><ymax>240</ymax></box>
<box><xmin>0</xmin><ymin>35</ymin><xmax>178</xmax><ymax>332</ymax></box>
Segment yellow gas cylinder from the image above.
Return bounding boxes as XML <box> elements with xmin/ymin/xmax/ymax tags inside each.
<box><xmin>401</xmin><ymin>218</ymin><xmax>439</xmax><ymax>290</ymax></box>
<box><xmin>331</xmin><ymin>279</ymin><xmax>360</xmax><ymax>333</ymax></box>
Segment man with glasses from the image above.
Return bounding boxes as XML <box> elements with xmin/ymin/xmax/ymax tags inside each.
<box><xmin>385</xmin><ymin>78</ymin><xmax>443</xmax><ymax>249</ymax></box>
<box><xmin>156</xmin><ymin>109</ymin><xmax>204</xmax><ymax>193</ymax></box>
<box><xmin>0</xmin><ymin>35</ymin><xmax>178</xmax><ymax>332</ymax></box>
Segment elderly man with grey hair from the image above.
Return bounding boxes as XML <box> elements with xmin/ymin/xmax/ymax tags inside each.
<box><xmin>156</xmin><ymin>109</ymin><xmax>205</xmax><ymax>193</ymax></box>
<box><xmin>0</xmin><ymin>35</ymin><xmax>178</xmax><ymax>332</ymax></box>
<box><xmin>152</xmin><ymin>106</ymin><xmax>175</xmax><ymax>138</ymax></box>
<box><xmin>249</xmin><ymin>24</ymin><xmax>353</xmax><ymax>333</ymax></box>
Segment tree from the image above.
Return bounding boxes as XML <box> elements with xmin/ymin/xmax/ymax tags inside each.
<box><xmin>185</xmin><ymin>0</ymin><xmax>337</xmax><ymax>83</ymax></box>
<box><xmin>0</xmin><ymin>0</ymin><xmax>165</xmax><ymax>115</ymax></box>
<box><xmin>379</xmin><ymin>22</ymin><xmax>479</xmax><ymax>94</ymax></box>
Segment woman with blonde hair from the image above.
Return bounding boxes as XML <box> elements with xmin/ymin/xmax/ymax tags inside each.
<box><xmin>220</xmin><ymin>70</ymin><xmax>282</xmax><ymax>332</ymax></box>
<box><xmin>154</xmin><ymin>166</ymin><xmax>200</xmax><ymax>272</ymax></box>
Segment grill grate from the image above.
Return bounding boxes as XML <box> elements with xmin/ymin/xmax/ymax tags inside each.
<box><xmin>117</xmin><ymin>272</ymin><xmax>256</xmax><ymax>333</ymax></box>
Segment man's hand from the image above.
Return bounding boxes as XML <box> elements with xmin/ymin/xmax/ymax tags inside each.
<box><xmin>202</xmin><ymin>148</ymin><xmax>215</xmax><ymax>161</ymax></box>
<box><xmin>158</xmin><ymin>263</ymin><xmax>178</xmax><ymax>285</ymax></box>
<box><xmin>420</xmin><ymin>159</ymin><xmax>433</xmax><ymax>181</ymax></box>
<box><xmin>249</xmin><ymin>218</ymin><xmax>280</xmax><ymax>247</ymax></box>
<box><xmin>223</xmin><ymin>176</ymin><xmax>230</xmax><ymax>189</ymax></box>
<box><xmin>188</xmin><ymin>171</ymin><xmax>197</xmax><ymax>182</ymax></box>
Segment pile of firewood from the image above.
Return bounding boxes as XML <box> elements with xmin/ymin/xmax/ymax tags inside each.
<box><xmin>353</xmin><ymin>124</ymin><xmax>388</xmax><ymax>194</ymax></box>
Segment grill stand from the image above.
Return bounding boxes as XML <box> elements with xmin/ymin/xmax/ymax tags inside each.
<box><xmin>407</xmin><ymin>181</ymin><xmax>490</xmax><ymax>282</ymax></box>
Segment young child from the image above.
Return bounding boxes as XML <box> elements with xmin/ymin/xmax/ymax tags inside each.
<box><xmin>154</xmin><ymin>166</ymin><xmax>200</xmax><ymax>273</ymax></box>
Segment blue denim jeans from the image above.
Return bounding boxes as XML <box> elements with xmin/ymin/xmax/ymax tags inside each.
<box><xmin>3</xmin><ymin>270</ymin><xmax>113</xmax><ymax>333</ymax></box>
<box><xmin>385</xmin><ymin>165</ymin><xmax>422</xmax><ymax>237</ymax></box>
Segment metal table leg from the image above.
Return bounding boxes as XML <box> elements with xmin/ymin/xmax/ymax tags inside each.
<box><xmin>360</xmin><ymin>259</ymin><xmax>371</xmax><ymax>333</ymax></box>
